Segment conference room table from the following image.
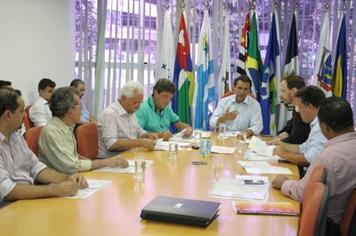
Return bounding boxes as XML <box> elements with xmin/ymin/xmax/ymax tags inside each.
<box><xmin>0</xmin><ymin>135</ymin><xmax>300</xmax><ymax>236</ymax></box>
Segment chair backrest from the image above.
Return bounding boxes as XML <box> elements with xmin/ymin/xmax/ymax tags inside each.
<box><xmin>222</xmin><ymin>91</ymin><xmax>235</xmax><ymax>98</ymax></box>
<box><xmin>23</xmin><ymin>106</ymin><xmax>34</xmax><ymax>131</ymax></box>
<box><xmin>23</xmin><ymin>126</ymin><xmax>43</xmax><ymax>156</ymax></box>
<box><xmin>340</xmin><ymin>188</ymin><xmax>356</xmax><ymax>236</ymax></box>
<box><xmin>299</xmin><ymin>182</ymin><xmax>329</xmax><ymax>236</ymax></box>
<box><xmin>305</xmin><ymin>166</ymin><xmax>327</xmax><ymax>195</ymax></box>
<box><xmin>75</xmin><ymin>123</ymin><xmax>98</xmax><ymax>160</ymax></box>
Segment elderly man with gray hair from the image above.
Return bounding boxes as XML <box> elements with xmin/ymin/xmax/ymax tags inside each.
<box><xmin>97</xmin><ymin>81</ymin><xmax>158</xmax><ymax>158</ymax></box>
<box><xmin>39</xmin><ymin>87</ymin><xmax>128</xmax><ymax>174</ymax></box>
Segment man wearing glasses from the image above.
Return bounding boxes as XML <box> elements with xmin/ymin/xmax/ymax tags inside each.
<box><xmin>38</xmin><ymin>87</ymin><xmax>128</xmax><ymax>174</ymax></box>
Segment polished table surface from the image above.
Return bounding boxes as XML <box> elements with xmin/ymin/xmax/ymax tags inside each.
<box><xmin>0</xmin><ymin>136</ymin><xmax>300</xmax><ymax>236</ymax></box>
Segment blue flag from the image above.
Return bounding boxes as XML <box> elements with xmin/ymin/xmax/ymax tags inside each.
<box><xmin>260</xmin><ymin>12</ymin><xmax>281</xmax><ymax>135</ymax></box>
<box><xmin>332</xmin><ymin>14</ymin><xmax>347</xmax><ymax>98</ymax></box>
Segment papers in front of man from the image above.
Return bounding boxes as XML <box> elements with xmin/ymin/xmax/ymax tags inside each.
<box><xmin>233</xmin><ymin>200</ymin><xmax>300</xmax><ymax>216</ymax></box>
<box><xmin>169</xmin><ymin>131</ymin><xmax>211</xmax><ymax>144</ymax></box>
<box><xmin>211</xmin><ymin>146</ymin><xmax>235</xmax><ymax>154</ymax></box>
<box><xmin>66</xmin><ymin>179</ymin><xmax>112</xmax><ymax>199</ymax></box>
<box><xmin>238</xmin><ymin>161</ymin><xmax>272</xmax><ymax>168</ymax></box>
<box><xmin>244</xmin><ymin>166</ymin><xmax>292</xmax><ymax>175</ymax></box>
<box><xmin>154</xmin><ymin>139</ymin><xmax>190</xmax><ymax>151</ymax></box>
<box><xmin>248</xmin><ymin>136</ymin><xmax>276</xmax><ymax>156</ymax></box>
<box><xmin>94</xmin><ymin>160</ymin><xmax>153</xmax><ymax>174</ymax></box>
<box><xmin>209</xmin><ymin>176</ymin><xmax>269</xmax><ymax>201</ymax></box>
<box><xmin>244</xmin><ymin>150</ymin><xmax>281</xmax><ymax>161</ymax></box>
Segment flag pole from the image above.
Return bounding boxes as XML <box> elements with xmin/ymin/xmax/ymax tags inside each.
<box><xmin>342</xmin><ymin>0</ymin><xmax>348</xmax><ymax>12</ymax></box>
<box><xmin>273</xmin><ymin>0</ymin><xmax>279</xmax><ymax>12</ymax></box>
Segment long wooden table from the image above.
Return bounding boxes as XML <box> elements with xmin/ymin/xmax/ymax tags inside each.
<box><xmin>0</xmin><ymin>136</ymin><xmax>300</xmax><ymax>235</ymax></box>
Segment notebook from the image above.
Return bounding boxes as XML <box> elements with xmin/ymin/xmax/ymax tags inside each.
<box><xmin>233</xmin><ymin>201</ymin><xmax>300</xmax><ymax>216</ymax></box>
<box><xmin>140</xmin><ymin>196</ymin><xmax>220</xmax><ymax>227</ymax></box>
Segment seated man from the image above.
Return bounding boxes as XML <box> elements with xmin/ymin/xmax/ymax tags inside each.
<box><xmin>29</xmin><ymin>78</ymin><xmax>56</xmax><ymax>127</ymax></box>
<box><xmin>273</xmin><ymin>75</ymin><xmax>310</xmax><ymax>144</ymax></box>
<box><xmin>70</xmin><ymin>79</ymin><xmax>97</xmax><ymax>124</ymax></box>
<box><xmin>274</xmin><ymin>86</ymin><xmax>327</xmax><ymax>166</ymax></box>
<box><xmin>98</xmin><ymin>81</ymin><xmax>158</xmax><ymax>158</ymax></box>
<box><xmin>135</xmin><ymin>78</ymin><xmax>193</xmax><ymax>140</ymax></box>
<box><xmin>272</xmin><ymin>97</ymin><xmax>356</xmax><ymax>232</ymax></box>
<box><xmin>38</xmin><ymin>87</ymin><xmax>128</xmax><ymax>174</ymax></box>
<box><xmin>0</xmin><ymin>88</ymin><xmax>87</xmax><ymax>202</ymax></box>
<box><xmin>209</xmin><ymin>75</ymin><xmax>262</xmax><ymax>138</ymax></box>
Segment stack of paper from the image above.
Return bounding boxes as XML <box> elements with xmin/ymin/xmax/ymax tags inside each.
<box><xmin>66</xmin><ymin>179</ymin><xmax>112</xmax><ymax>199</ymax></box>
<box><xmin>211</xmin><ymin>145</ymin><xmax>235</xmax><ymax>154</ymax></box>
<box><xmin>95</xmin><ymin>160</ymin><xmax>153</xmax><ymax>174</ymax></box>
<box><xmin>209</xmin><ymin>176</ymin><xmax>269</xmax><ymax>201</ymax></box>
<box><xmin>248</xmin><ymin>136</ymin><xmax>276</xmax><ymax>156</ymax></box>
<box><xmin>244</xmin><ymin>166</ymin><xmax>292</xmax><ymax>175</ymax></box>
<box><xmin>244</xmin><ymin>150</ymin><xmax>281</xmax><ymax>161</ymax></box>
<box><xmin>169</xmin><ymin>136</ymin><xmax>195</xmax><ymax>143</ymax></box>
<box><xmin>224</xmin><ymin>131</ymin><xmax>240</xmax><ymax>137</ymax></box>
<box><xmin>238</xmin><ymin>161</ymin><xmax>272</xmax><ymax>167</ymax></box>
<box><xmin>154</xmin><ymin>139</ymin><xmax>190</xmax><ymax>151</ymax></box>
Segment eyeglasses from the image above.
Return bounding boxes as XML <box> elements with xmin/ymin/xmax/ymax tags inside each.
<box><xmin>71</xmin><ymin>105</ymin><xmax>81</xmax><ymax>109</ymax></box>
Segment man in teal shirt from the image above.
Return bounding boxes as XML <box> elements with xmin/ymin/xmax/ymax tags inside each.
<box><xmin>136</xmin><ymin>79</ymin><xmax>192</xmax><ymax>140</ymax></box>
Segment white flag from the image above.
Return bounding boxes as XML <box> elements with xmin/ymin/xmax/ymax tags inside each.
<box><xmin>192</xmin><ymin>9</ymin><xmax>215</xmax><ymax>130</ymax></box>
<box><xmin>218</xmin><ymin>12</ymin><xmax>231</xmax><ymax>99</ymax></box>
<box><xmin>314</xmin><ymin>10</ymin><xmax>332</xmax><ymax>97</ymax></box>
<box><xmin>157</xmin><ymin>9</ymin><xmax>174</xmax><ymax>80</ymax></box>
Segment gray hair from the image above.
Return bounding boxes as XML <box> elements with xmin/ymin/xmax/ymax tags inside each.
<box><xmin>50</xmin><ymin>87</ymin><xmax>80</xmax><ymax>118</ymax></box>
<box><xmin>118</xmin><ymin>81</ymin><xmax>143</xmax><ymax>99</ymax></box>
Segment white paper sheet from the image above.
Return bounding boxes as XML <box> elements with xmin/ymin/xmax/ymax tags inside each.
<box><xmin>94</xmin><ymin>160</ymin><xmax>153</xmax><ymax>174</ymax></box>
<box><xmin>244</xmin><ymin>150</ymin><xmax>281</xmax><ymax>161</ymax></box>
<box><xmin>248</xmin><ymin>136</ymin><xmax>276</xmax><ymax>156</ymax></box>
<box><xmin>238</xmin><ymin>161</ymin><xmax>272</xmax><ymax>167</ymax></box>
<box><xmin>209</xmin><ymin>176</ymin><xmax>269</xmax><ymax>201</ymax></box>
<box><xmin>244</xmin><ymin>166</ymin><xmax>292</xmax><ymax>175</ymax></box>
<box><xmin>66</xmin><ymin>179</ymin><xmax>112</xmax><ymax>199</ymax></box>
<box><xmin>154</xmin><ymin>139</ymin><xmax>190</xmax><ymax>151</ymax></box>
<box><xmin>211</xmin><ymin>145</ymin><xmax>235</xmax><ymax>154</ymax></box>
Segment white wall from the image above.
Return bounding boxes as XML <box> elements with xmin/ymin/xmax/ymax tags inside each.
<box><xmin>0</xmin><ymin>0</ymin><xmax>75</xmax><ymax>105</ymax></box>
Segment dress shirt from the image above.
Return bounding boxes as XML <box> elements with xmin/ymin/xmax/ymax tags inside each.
<box><xmin>280</xmin><ymin>109</ymin><xmax>311</xmax><ymax>144</ymax></box>
<box><xmin>98</xmin><ymin>101</ymin><xmax>146</xmax><ymax>158</ymax></box>
<box><xmin>80</xmin><ymin>100</ymin><xmax>90</xmax><ymax>123</ymax></box>
<box><xmin>0</xmin><ymin>132</ymin><xmax>47</xmax><ymax>201</ymax></box>
<box><xmin>209</xmin><ymin>95</ymin><xmax>263</xmax><ymax>134</ymax></box>
<box><xmin>299</xmin><ymin>117</ymin><xmax>327</xmax><ymax>164</ymax></box>
<box><xmin>282</xmin><ymin>131</ymin><xmax>356</xmax><ymax>223</ymax></box>
<box><xmin>29</xmin><ymin>96</ymin><xmax>52</xmax><ymax>127</ymax></box>
<box><xmin>135</xmin><ymin>96</ymin><xmax>180</xmax><ymax>132</ymax></box>
<box><xmin>38</xmin><ymin>117</ymin><xmax>91</xmax><ymax>174</ymax></box>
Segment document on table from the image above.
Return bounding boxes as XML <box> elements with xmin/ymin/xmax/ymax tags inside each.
<box><xmin>94</xmin><ymin>160</ymin><xmax>153</xmax><ymax>174</ymax></box>
<box><xmin>248</xmin><ymin>136</ymin><xmax>276</xmax><ymax>156</ymax></box>
<box><xmin>66</xmin><ymin>179</ymin><xmax>111</xmax><ymax>199</ymax></box>
<box><xmin>154</xmin><ymin>139</ymin><xmax>190</xmax><ymax>151</ymax></box>
<box><xmin>238</xmin><ymin>161</ymin><xmax>272</xmax><ymax>167</ymax></box>
<box><xmin>209</xmin><ymin>176</ymin><xmax>269</xmax><ymax>201</ymax></box>
<box><xmin>244</xmin><ymin>166</ymin><xmax>292</xmax><ymax>175</ymax></box>
<box><xmin>244</xmin><ymin>150</ymin><xmax>281</xmax><ymax>161</ymax></box>
<box><xmin>211</xmin><ymin>145</ymin><xmax>235</xmax><ymax>154</ymax></box>
<box><xmin>224</xmin><ymin>131</ymin><xmax>240</xmax><ymax>137</ymax></box>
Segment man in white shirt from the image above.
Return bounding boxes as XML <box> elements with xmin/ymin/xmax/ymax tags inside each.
<box><xmin>273</xmin><ymin>86</ymin><xmax>327</xmax><ymax>166</ymax></box>
<box><xmin>98</xmin><ymin>81</ymin><xmax>158</xmax><ymax>158</ymax></box>
<box><xmin>70</xmin><ymin>79</ymin><xmax>97</xmax><ymax>124</ymax></box>
<box><xmin>210</xmin><ymin>75</ymin><xmax>263</xmax><ymax>138</ymax></box>
<box><xmin>0</xmin><ymin>88</ymin><xmax>88</xmax><ymax>202</ymax></box>
<box><xmin>29</xmin><ymin>78</ymin><xmax>56</xmax><ymax>127</ymax></box>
